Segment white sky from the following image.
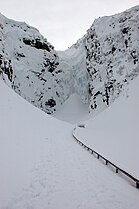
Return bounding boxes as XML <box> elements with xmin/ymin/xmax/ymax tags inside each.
<box><xmin>1</xmin><ymin>0</ymin><xmax>139</xmax><ymax>50</ymax></box>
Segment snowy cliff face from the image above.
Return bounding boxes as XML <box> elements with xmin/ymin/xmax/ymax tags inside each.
<box><xmin>85</xmin><ymin>6</ymin><xmax>139</xmax><ymax>114</ymax></box>
<box><xmin>0</xmin><ymin>14</ymin><xmax>89</xmax><ymax>113</ymax></box>
<box><xmin>0</xmin><ymin>5</ymin><xmax>139</xmax><ymax>115</ymax></box>
<box><xmin>0</xmin><ymin>14</ymin><xmax>76</xmax><ymax>114</ymax></box>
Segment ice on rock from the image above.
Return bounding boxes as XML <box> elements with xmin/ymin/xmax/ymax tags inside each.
<box><xmin>0</xmin><ymin>5</ymin><xmax>139</xmax><ymax>117</ymax></box>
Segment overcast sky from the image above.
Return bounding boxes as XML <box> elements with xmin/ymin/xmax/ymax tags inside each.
<box><xmin>1</xmin><ymin>0</ymin><xmax>139</xmax><ymax>50</ymax></box>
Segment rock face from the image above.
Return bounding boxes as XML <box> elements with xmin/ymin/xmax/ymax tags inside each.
<box><xmin>0</xmin><ymin>5</ymin><xmax>139</xmax><ymax>115</ymax></box>
<box><xmin>0</xmin><ymin>13</ymin><xmax>89</xmax><ymax>114</ymax></box>
<box><xmin>85</xmin><ymin>5</ymin><xmax>139</xmax><ymax>114</ymax></box>
<box><xmin>0</xmin><ymin>14</ymin><xmax>72</xmax><ymax>114</ymax></box>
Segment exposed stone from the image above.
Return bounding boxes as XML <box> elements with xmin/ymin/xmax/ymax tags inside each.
<box><xmin>23</xmin><ymin>38</ymin><xmax>51</xmax><ymax>52</ymax></box>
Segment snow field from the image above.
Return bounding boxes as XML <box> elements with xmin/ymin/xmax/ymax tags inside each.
<box><xmin>0</xmin><ymin>76</ymin><xmax>139</xmax><ymax>209</ymax></box>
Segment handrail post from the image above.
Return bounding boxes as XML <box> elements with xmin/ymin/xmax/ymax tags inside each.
<box><xmin>136</xmin><ymin>182</ymin><xmax>139</xmax><ymax>189</ymax></box>
<box><xmin>116</xmin><ymin>168</ymin><xmax>118</xmax><ymax>173</ymax></box>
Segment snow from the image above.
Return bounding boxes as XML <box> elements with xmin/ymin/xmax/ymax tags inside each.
<box><xmin>1</xmin><ymin>5</ymin><xmax>139</xmax><ymax>116</ymax></box>
<box><xmin>0</xmin><ymin>75</ymin><xmax>139</xmax><ymax>209</ymax></box>
<box><xmin>52</xmin><ymin>93</ymin><xmax>89</xmax><ymax>123</ymax></box>
<box><xmin>0</xmin><ymin>12</ymin><xmax>90</xmax><ymax>115</ymax></box>
<box><xmin>0</xmin><ymin>5</ymin><xmax>139</xmax><ymax>209</ymax></box>
<box><xmin>74</xmin><ymin>76</ymin><xmax>139</xmax><ymax>179</ymax></box>
<box><xmin>56</xmin><ymin>40</ymin><xmax>89</xmax><ymax>105</ymax></box>
<box><xmin>86</xmin><ymin>5</ymin><xmax>139</xmax><ymax>113</ymax></box>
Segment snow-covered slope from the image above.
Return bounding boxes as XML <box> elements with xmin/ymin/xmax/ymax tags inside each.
<box><xmin>52</xmin><ymin>93</ymin><xmax>89</xmax><ymax>123</ymax></box>
<box><xmin>0</xmin><ymin>77</ymin><xmax>139</xmax><ymax>209</ymax></box>
<box><xmin>74</xmin><ymin>76</ymin><xmax>139</xmax><ymax>179</ymax></box>
<box><xmin>0</xmin><ymin>5</ymin><xmax>139</xmax><ymax>117</ymax></box>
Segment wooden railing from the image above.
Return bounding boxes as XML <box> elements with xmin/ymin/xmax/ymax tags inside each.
<box><xmin>72</xmin><ymin>128</ymin><xmax>139</xmax><ymax>189</ymax></box>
